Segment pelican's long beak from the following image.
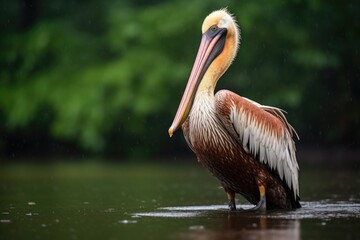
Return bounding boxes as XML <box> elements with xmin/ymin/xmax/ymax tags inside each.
<box><xmin>168</xmin><ymin>27</ymin><xmax>227</xmax><ymax>137</ymax></box>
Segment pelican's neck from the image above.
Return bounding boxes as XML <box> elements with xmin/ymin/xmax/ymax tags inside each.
<box><xmin>196</xmin><ymin>67</ymin><xmax>220</xmax><ymax>97</ymax></box>
<box><xmin>189</xmin><ymin>76</ymin><xmax>229</xmax><ymax>151</ymax></box>
<box><xmin>192</xmin><ymin>74</ymin><xmax>217</xmax><ymax>117</ymax></box>
<box><xmin>190</xmin><ymin>86</ymin><xmax>217</xmax><ymax>140</ymax></box>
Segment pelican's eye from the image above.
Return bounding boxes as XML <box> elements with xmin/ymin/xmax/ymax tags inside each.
<box><xmin>209</xmin><ymin>25</ymin><xmax>218</xmax><ymax>32</ymax></box>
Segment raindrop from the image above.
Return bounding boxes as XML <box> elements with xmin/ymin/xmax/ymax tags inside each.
<box><xmin>104</xmin><ymin>208</ymin><xmax>115</xmax><ymax>213</ymax></box>
<box><xmin>189</xmin><ymin>225</ymin><xmax>204</xmax><ymax>230</ymax></box>
<box><xmin>119</xmin><ymin>219</ymin><xmax>137</xmax><ymax>224</ymax></box>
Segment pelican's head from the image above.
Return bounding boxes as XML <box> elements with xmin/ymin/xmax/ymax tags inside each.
<box><xmin>169</xmin><ymin>9</ymin><xmax>240</xmax><ymax>137</ymax></box>
<box><xmin>200</xmin><ymin>9</ymin><xmax>240</xmax><ymax>83</ymax></box>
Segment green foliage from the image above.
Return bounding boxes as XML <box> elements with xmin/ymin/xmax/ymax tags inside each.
<box><xmin>0</xmin><ymin>0</ymin><xmax>359</xmax><ymax>157</ymax></box>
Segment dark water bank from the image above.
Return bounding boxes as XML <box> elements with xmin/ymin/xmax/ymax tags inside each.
<box><xmin>0</xmin><ymin>162</ymin><xmax>359</xmax><ymax>239</ymax></box>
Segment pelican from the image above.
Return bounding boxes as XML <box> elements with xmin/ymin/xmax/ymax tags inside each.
<box><xmin>168</xmin><ymin>9</ymin><xmax>301</xmax><ymax>211</ymax></box>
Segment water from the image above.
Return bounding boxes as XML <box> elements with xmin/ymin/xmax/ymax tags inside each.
<box><xmin>0</xmin><ymin>161</ymin><xmax>359</xmax><ymax>239</ymax></box>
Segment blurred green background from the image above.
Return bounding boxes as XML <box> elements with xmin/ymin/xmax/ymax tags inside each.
<box><xmin>1</xmin><ymin>0</ymin><xmax>359</xmax><ymax>160</ymax></box>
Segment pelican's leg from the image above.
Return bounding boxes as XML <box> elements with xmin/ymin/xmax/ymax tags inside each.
<box><xmin>222</xmin><ymin>183</ymin><xmax>236</xmax><ymax>211</ymax></box>
<box><xmin>253</xmin><ymin>184</ymin><xmax>267</xmax><ymax>212</ymax></box>
<box><xmin>241</xmin><ymin>184</ymin><xmax>267</xmax><ymax>212</ymax></box>
<box><xmin>226</xmin><ymin>190</ymin><xmax>236</xmax><ymax>211</ymax></box>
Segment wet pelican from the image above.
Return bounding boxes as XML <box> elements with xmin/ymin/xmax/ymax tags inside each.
<box><xmin>168</xmin><ymin>9</ymin><xmax>300</xmax><ymax>210</ymax></box>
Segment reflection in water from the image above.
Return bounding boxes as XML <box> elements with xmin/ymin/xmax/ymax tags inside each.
<box><xmin>134</xmin><ymin>202</ymin><xmax>360</xmax><ymax>239</ymax></box>
<box><xmin>135</xmin><ymin>205</ymin><xmax>302</xmax><ymax>240</ymax></box>
<box><xmin>182</xmin><ymin>214</ymin><xmax>300</xmax><ymax>240</ymax></box>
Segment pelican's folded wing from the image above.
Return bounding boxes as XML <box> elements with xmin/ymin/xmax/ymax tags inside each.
<box><xmin>215</xmin><ymin>90</ymin><xmax>300</xmax><ymax>198</ymax></box>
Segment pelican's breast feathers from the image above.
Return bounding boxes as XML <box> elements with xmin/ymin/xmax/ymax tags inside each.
<box><xmin>215</xmin><ymin>90</ymin><xmax>299</xmax><ymax>198</ymax></box>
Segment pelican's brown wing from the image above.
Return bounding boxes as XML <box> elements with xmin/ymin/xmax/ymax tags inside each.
<box><xmin>215</xmin><ymin>89</ymin><xmax>300</xmax><ymax>199</ymax></box>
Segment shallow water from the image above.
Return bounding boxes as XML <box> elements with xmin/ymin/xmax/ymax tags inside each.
<box><xmin>135</xmin><ymin>201</ymin><xmax>360</xmax><ymax>219</ymax></box>
<box><xmin>133</xmin><ymin>202</ymin><xmax>360</xmax><ymax>239</ymax></box>
<box><xmin>0</xmin><ymin>162</ymin><xmax>359</xmax><ymax>239</ymax></box>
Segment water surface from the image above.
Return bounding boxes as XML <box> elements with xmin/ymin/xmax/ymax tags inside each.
<box><xmin>0</xmin><ymin>162</ymin><xmax>359</xmax><ymax>239</ymax></box>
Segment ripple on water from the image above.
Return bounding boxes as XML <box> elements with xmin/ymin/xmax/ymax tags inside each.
<box><xmin>272</xmin><ymin>201</ymin><xmax>360</xmax><ymax>219</ymax></box>
<box><xmin>133</xmin><ymin>201</ymin><xmax>360</xmax><ymax>219</ymax></box>
<box><xmin>133</xmin><ymin>211</ymin><xmax>200</xmax><ymax>218</ymax></box>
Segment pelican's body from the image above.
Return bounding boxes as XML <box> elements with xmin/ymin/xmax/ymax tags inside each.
<box><xmin>169</xmin><ymin>9</ymin><xmax>300</xmax><ymax>210</ymax></box>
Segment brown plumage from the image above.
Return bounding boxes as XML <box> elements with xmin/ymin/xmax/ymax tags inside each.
<box><xmin>168</xmin><ymin>9</ymin><xmax>300</xmax><ymax>210</ymax></box>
